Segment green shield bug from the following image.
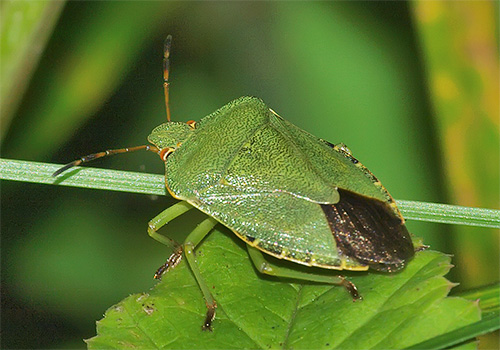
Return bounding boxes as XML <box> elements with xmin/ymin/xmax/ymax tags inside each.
<box><xmin>53</xmin><ymin>36</ymin><xmax>415</xmax><ymax>331</ymax></box>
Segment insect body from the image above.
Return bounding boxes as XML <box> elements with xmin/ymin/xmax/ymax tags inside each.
<box><xmin>149</xmin><ymin>97</ymin><xmax>414</xmax><ymax>272</ymax></box>
<box><xmin>53</xmin><ymin>37</ymin><xmax>415</xmax><ymax>331</ymax></box>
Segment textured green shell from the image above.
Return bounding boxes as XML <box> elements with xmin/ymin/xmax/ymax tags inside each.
<box><xmin>148</xmin><ymin>96</ymin><xmax>414</xmax><ymax>271</ymax></box>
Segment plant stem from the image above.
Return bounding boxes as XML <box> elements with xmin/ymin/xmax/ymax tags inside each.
<box><xmin>1</xmin><ymin>158</ymin><xmax>499</xmax><ymax>228</ymax></box>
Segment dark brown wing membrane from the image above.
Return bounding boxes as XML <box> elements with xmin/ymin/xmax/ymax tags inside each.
<box><xmin>321</xmin><ymin>188</ymin><xmax>414</xmax><ymax>272</ymax></box>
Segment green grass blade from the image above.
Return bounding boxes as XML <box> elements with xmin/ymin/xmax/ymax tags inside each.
<box><xmin>0</xmin><ymin>0</ymin><xmax>65</xmax><ymax>139</ymax></box>
<box><xmin>397</xmin><ymin>200</ymin><xmax>500</xmax><ymax>229</ymax></box>
<box><xmin>0</xmin><ymin>158</ymin><xmax>166</xmax><ymax>196</ymax></box>
<box><xmin>1</xmin><ymin>158</ymin><xmax>499</xmax><ymax>228</ymax></box>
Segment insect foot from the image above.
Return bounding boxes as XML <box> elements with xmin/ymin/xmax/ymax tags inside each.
<box><xmin>339</xmin><ymin>276</ymin><xmax>362</xmax><ymax>301</ymax></box>
<box><xmin>154</xmin><ymin>246</ymin><xmax>183</xmax><ymax>280</ymax></box>
<box><xmin>202</xmin><ymin>301</ymin><xmax>217</xmax><ymax>331</ymax></box>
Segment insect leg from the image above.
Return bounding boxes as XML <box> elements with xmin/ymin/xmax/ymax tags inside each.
<box><xmin>183</xmin><ymin>217</ymin><xmax>219</xmax><ymax>331</ymax></box>
<box><xmin>153</xmin><ymin>246</ymin><xmax>183</xmax><ymax>280</ymax></box>
<box><xmin>246</xmin><ymin>245</ymin><xmax>361</xmax><ymax>300</ymax></box>
<box><xmin>148</xmin><ymin>201</ymin><xmax>193</xmax><ymax>278</ymax></box>
<box><xmin>147</xmin><ymin>201</ymin><xmax>193</xmax><ymax>246</ymax></box>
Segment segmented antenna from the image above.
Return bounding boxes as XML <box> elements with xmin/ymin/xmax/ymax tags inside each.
<box><xmin>51</xmin><ymin>145</ymin><xmax>159</xmax><ymax>177</ymax></box>
<box><xmin>52</xmin><ymin>36</ymin><xmax>175</xmax><ymax>177</ymax></box>
<box><xmin>163</xmin><ymin>35</ymin><xmax>172</xmax><ymax>122</ymax></box>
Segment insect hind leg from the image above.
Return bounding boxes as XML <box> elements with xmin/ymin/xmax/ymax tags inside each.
<box><xmin>246</xmin><ymin>245</ymin><xmax>361</xmax><ymax>300</ymax></box>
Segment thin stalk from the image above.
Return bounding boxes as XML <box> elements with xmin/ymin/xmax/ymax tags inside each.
<box><xmin>1</xmin><ymin>158</ymin><xmax>499</xmax><ymax>228</ymax></box>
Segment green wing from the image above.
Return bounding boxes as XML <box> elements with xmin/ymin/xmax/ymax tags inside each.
<box><xmin>268</xmin><ymin>112</ymin><xmax>395</xmax><ymax>207</ymax></box>
<box><xmin>186</xmin><ymin>186</ymin><xmax>365</xmax><ymax>270</ymax></box>
<box><xmin>166</xmin><ymin>97</ymin><xmax>340</xmax><ymax>205</ymax></box>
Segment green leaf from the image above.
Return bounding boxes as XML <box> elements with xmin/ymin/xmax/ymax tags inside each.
<box><xmin>398</xmin><ymin>283</ymin><xmax>499</xmax><ymax>350</ymax></box>
<box><xmin>405</xmin><ymin>311</ymin><xmax>498</xmax><ymax>350</ymax></box>
<box><xmin>457</xmin><ymin>283</ymin><xmax>500</xmax><ymax>314</ymax></box>
<box><xmin>86</xmin><ymin>227</ymin><xmax>480</xmax><ymax>349</ymax></box>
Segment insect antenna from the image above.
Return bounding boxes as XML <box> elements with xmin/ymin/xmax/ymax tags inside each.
<box><xmin>52</xmin><ymin>145</ymin><xmax>160</xmax><ymax>177</ymax></box>
<box><xmin>163</xmin><ymin>35</ymin><xmax>172</xmax><ymax>122</ymax></box>
<box><xmin>53</xmin><ymin>36</ymin><xmax>174</xmax><ymax>177</ymax></box>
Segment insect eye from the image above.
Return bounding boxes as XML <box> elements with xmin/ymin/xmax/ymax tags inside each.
<box><xmin>159</xmin><ymin>147</ymin><xmax>175</xmax><ymax>161</ymax></box>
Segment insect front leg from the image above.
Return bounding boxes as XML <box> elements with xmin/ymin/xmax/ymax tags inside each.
<box><xmin>148</xmin><ymin>201</ymin><xmax>194</xmax><ymax>278</ymax></box>
<box><xmin>246</xmin><ymin>245</ymin><xmax>361</xmax><ymax>300</ymax></box>
<box><xmin>182</xmin><ymin>217</ymin><xmax>219</xmax><ymax>331</ymax></box>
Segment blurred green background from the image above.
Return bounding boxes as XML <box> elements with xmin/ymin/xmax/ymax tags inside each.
<box><xmin>1</xmin><ymin>1</ymin><xmax>498</xmax><ymax>348</ymax></box>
